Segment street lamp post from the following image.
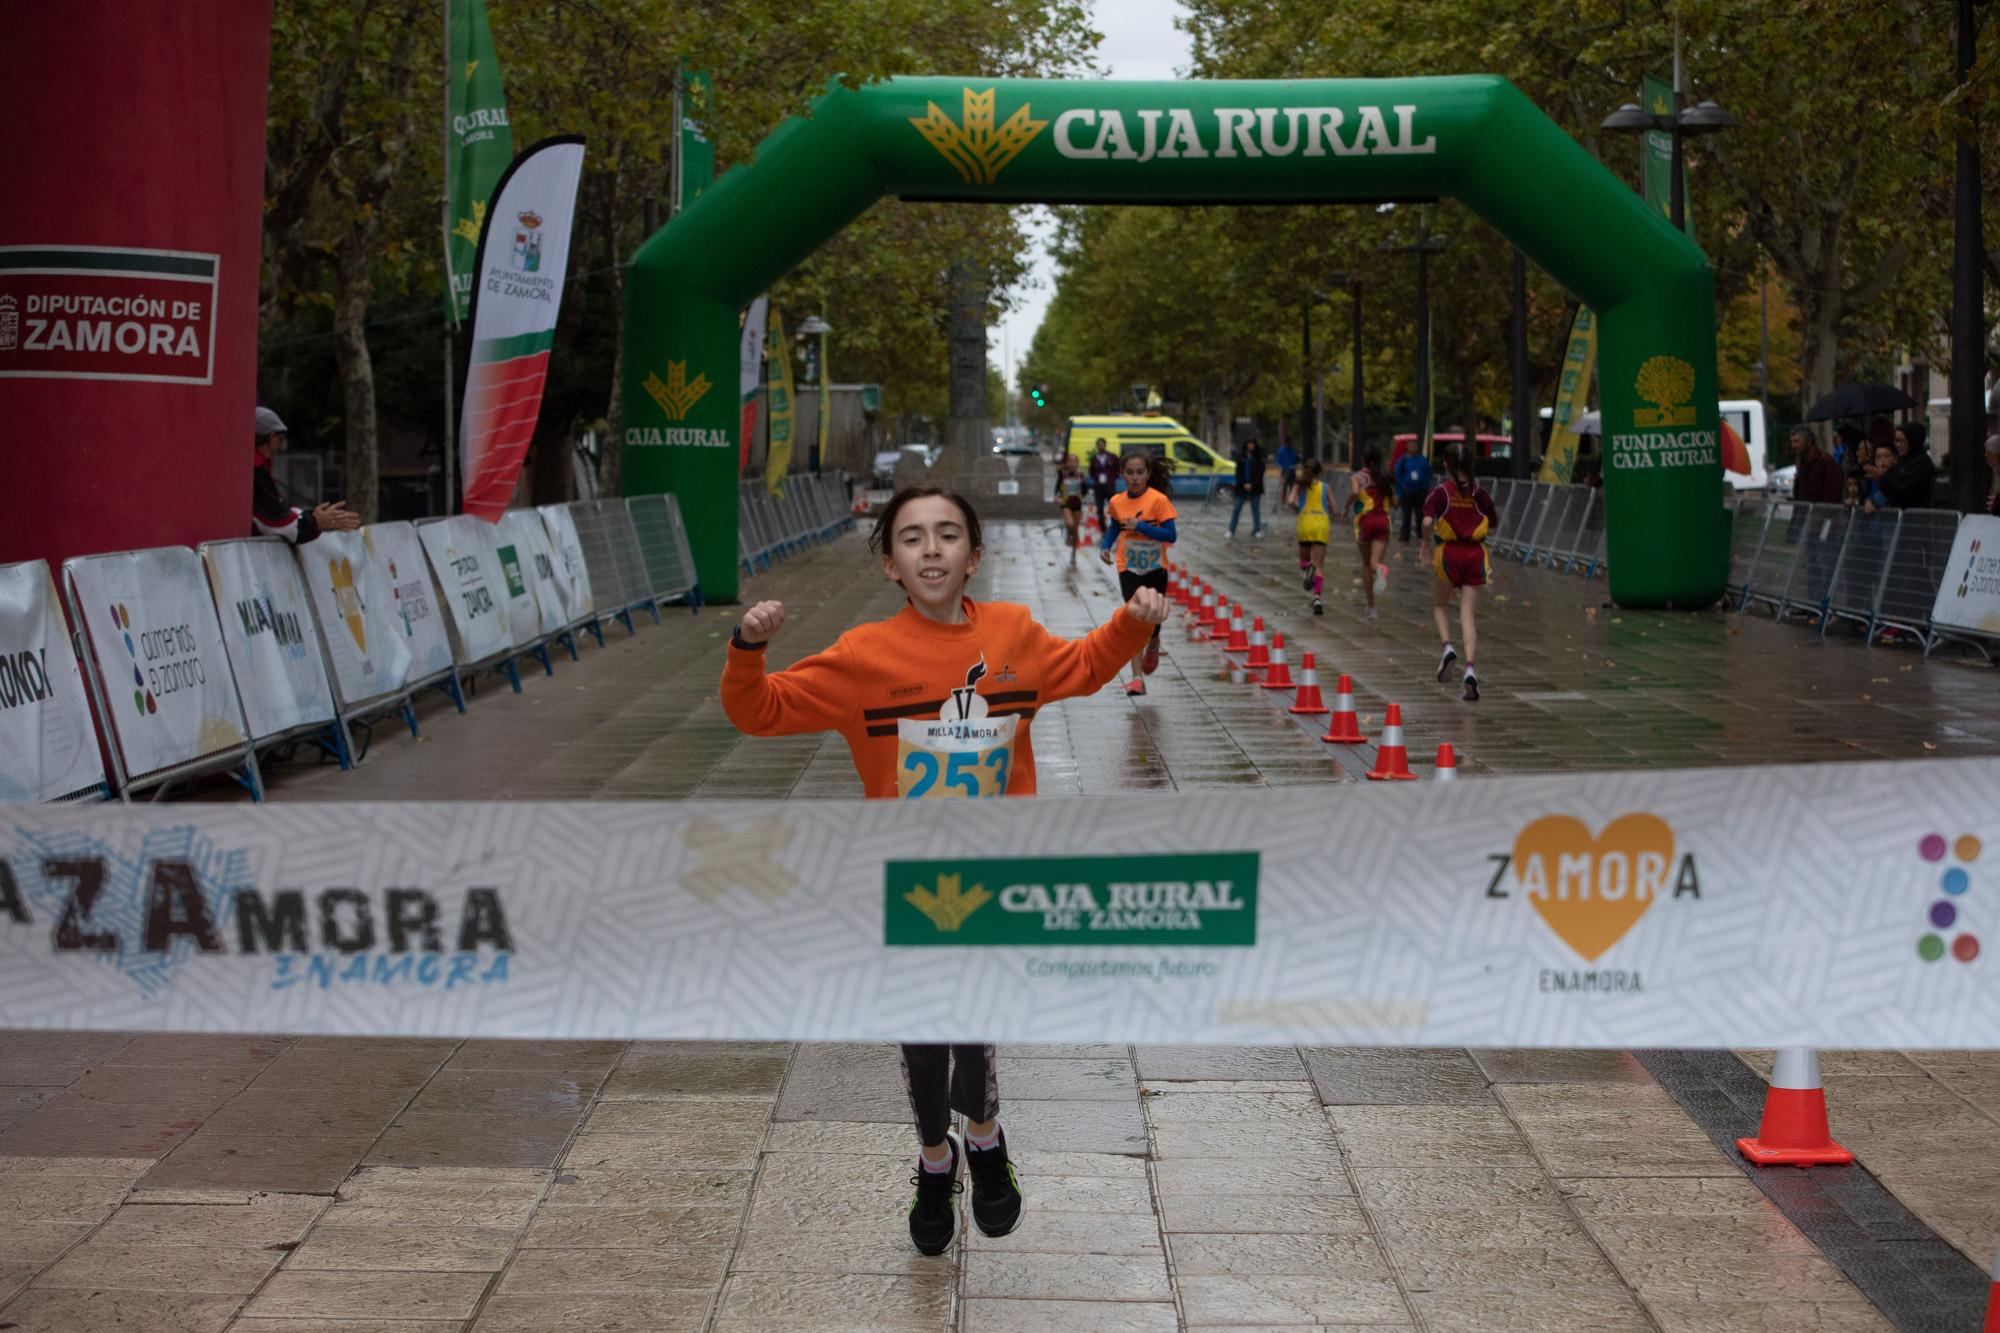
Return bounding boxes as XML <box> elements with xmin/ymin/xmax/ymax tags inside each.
<box><xmin>1948</xmin><ymin>0</ymin><xmax>1985</xmax><ymax>513</ymax></box>
<box><xmin>1300</xmin><ymin>297</ymin><xmax>1314</xmax><ymax>463</ymax></box>
<box><xmin>1380</xmin><ymin>221</ymin><xmax>1449</xmax><ymax>459</ymax></box>
<box><xmin>1601</xmin><ymin>38</ymin><xmax>1736</xmax><ymax>235</ymax></box>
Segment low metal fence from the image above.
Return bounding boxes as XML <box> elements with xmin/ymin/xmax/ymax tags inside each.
<box><xmin>1514</xmin><ymin>479</ymin><xmax>1974</xmax><ymax>653</ymax></box>
<box><xmin>739</xmin><ymin>474</ymin><xmax>857</xmax><ymax>578</ymax></box>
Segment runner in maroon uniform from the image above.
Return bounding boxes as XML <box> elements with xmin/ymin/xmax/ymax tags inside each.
<box><xmin>1421</xmin><ymin>443</ymin><xmax>1499</xmax><ymax>702</ymax></box>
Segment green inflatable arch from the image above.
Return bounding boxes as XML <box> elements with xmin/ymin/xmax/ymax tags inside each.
<box><xmin>622</xmin><ymin>76</ymin><xmax>1727</xmax><ymax>608</ymax></box>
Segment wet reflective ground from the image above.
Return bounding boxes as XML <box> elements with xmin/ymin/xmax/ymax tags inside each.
<box><xmin>2</xmin><ymin>508</ymin><xmax>1995</xmax><ymax>1330</ymax></box>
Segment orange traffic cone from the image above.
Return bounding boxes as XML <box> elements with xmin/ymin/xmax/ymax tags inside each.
<box><xmin>1320</xmin><ymin>675</ymin><xmax>1364</xmax><ymax>743</ymax></box>
<box><xmin>1197</xmin><ymin>585</ymin><xmax>1220</xmax><ymax>630</ymax></box>
<box><xmin>1222</xmin><ymin>604</ymin><xmax>1249</xmax><ymax>654</ymax></box>
<box><xmin>1244</xmin><ymin>617</ymin><xmax>1270</xmax><ymax>670</ymax></box>
<box><xmin>1736</xmin><ymin>1048</ymin><xmax>1854</xmax><ymax>1167</ymax></box>
<box><xmin>1433</xmin><ymin>743</ymin><xmax>1458</xmax><ymax>781</ymax></box>
<box><xmin>1260</xmin><ymin>634</ymin><xmax>1295</xmax><ymax>689</ymax></box>
<box><xmin>1366</xmin><ymin>703</ymin><xmax>1418</xmax><ymax>781</ymax></box>
<box><xmin>1171</xmin><ymin>571</ymin><xmax>1190</xmax><ymax>607</ymax></box>
<box><xmin>1288</xmin><ymin>653</ymin><xmax>1329</xmax><ymax>715</ymax></box>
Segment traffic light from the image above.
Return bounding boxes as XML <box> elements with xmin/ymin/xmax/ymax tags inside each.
<box><xmin>1029</xmin><ymin>383</ymin><xmax>1047</xmax><ymax>408</ymax></box>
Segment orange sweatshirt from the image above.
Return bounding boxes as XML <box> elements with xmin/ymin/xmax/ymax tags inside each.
<box><xmin>720</xmin><ymin>598</ymin><xmax>1153</xmax><ymax>799</ymax></box>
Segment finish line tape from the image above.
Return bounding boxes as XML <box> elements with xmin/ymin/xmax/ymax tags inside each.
<box><xmin>2</xmin><ymin>758</ymin><xmax>1993</xmax><ymax>1046</ymax></box>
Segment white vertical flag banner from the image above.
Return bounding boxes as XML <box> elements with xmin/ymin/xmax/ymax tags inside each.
<box><xmin>739</xmin><ymin>295</ymin><xmax>768</xmax><ymax>470</ymax></box>
<box><xmin>457</xmin><ymin>137</ymin><xmax>587</xmax><ymax>523</ymax></box>
<box><xmin>0</xmin><ymin>561</ymin><xmax>105</xmax><ymax>803</ymax></box>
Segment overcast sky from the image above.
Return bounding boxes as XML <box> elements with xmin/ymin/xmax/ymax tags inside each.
<box><xmin>988</xmin><ymin>0</ymin><xmax>1194</xmax><ymax>385</ymax></box>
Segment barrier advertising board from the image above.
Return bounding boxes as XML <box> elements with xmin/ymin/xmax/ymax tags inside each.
<box><xmin>416</xmin><ymin>517</ymin><xmax>513</xmax><ymax>666</ymax></box>
<box><xmin>296</xmin><ymin>529</ymin><xmax>414</xmax><ymax>709</ymax></box>
<box><xmin>488</xmin><ymin>514</ymin><xmax>548</xmax><ymax>649</ymax></box>
<box><xmin>1932</xmin><ymin>515</ymin><xmax>2000</xmax><ymax>639</ymax></box>
<box><xmin>498</xmin><ymin>509</ymin><xmax>568</xmax><ymax>639</ymax></box>
<box><xmin>364</xmin><ymin>523</ymin><xmax>455</xmax><ymax>683</ymax></box>
<box><xmin>62</xmin><ymin>547</ymin><xmax>248</xmax><ymax>780</ymax></box>
<box><xmin>201</xmin><ymin>539</ymin><xmax>337</xmax><ymax>741</ymax></box>
<box><xmin>0</xmin><ymin>561</ymin><xmax>105</xmax><ymax>802</ymax></box>
<box><xmin>536</xmin><ymin>503</ymin><xmax>594</xmax><ymax>624</ymax></box>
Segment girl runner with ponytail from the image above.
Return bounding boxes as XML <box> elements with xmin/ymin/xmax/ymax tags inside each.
<box><xmin>721</xmin><ymin>486</ymin><xmax>1166</xmax><ymax>1256</ymax></box>
<box><xmin>1421</xmin><ymin>441</ymin><xmax>1499</xmax><ymax>701</ymax></box>
<box><xmin>1099</xmin><ymin>449</ymin><xmax>1178</xmax><ymax>695</ymax></box>
<box><xmin>1293</xmin><ymin>459</ymin><xmax>1332</xmax><ymax>615</ymax></box>
<box><xmin>1349</xmin><ymin>446</ymin><xmax>1393</xmax><ymax>620</ymax></box>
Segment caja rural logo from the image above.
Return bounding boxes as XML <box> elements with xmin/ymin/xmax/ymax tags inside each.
<box><xmin>910</xmin><ymin>87</ymin><xmax>1048</xmax><ymax>183</ymax></box>
<box><xmin>885</xmin><ymin>852</ymin><xmax>1258</xmax><ymax>946</ymax></box>
<box><xmin>643</xmin><ymin>360</ymin><xmax>712</xmax><ymax>421</ymax></box>
<box><xmin>1485</xmin><ymin>812</ymin><xmax>1701</xmax><ymax>992</ymax></box>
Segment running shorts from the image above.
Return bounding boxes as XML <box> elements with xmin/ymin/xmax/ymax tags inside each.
<box><xmin>1435</xmin><ymin>542</ymin><xmax>1490</xmax><ymax>588</ymax></box>
<box><xmin>1295</xmin><ymin>513</ymin><xmax>1331</xmax><ymax>546</ymax></box>
<box><xmin>1354</xmin><ymin>512</ymin><xmax>1389</xmax><ymax>545</ymax></box>
<box><xmin>1062</xmin><ymin>495</ymin><xmax>1083</xmax><ymax>512</ymax></box>
<box><xmin>1119</xmin><ymin>568</ymin><xmax>1169</xmax><ymax>601</ymax></box>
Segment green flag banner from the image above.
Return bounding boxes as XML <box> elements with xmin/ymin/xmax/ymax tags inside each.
<box><xmin>445</xmin><ymin>0</ymin><xmax>513</xmax><ymax>324</ymax></box>
<box><xmin>1539</xmin><ymin>307</ymin><xmax>1597</xmax><ymax>484</ymax></box>
<box><xmin>764</xmin><ymin>309</ymin><xmax>794</xmax><ymax>494</ymax></box>
<box><xmin>1640</xmin><ymin>75</ymin><xmax>1692</xmax><ymax>237</ymax></box>
<box><xmin>678</xmin><ymin>70</ymin><xmax>715</xmax><ymax>210</ymax></box>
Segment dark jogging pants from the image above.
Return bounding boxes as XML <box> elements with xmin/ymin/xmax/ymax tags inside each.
<box><xmin>899</xmin><ymin>1043</ymin><xmax>999</xmax><ymax>1147</ymax></box>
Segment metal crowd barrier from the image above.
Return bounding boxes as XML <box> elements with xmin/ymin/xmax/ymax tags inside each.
<box><xmin>1504</xmin><ymin>478</ymin><xmax>1973</xmax><ymax>651</ymax></box>
<box><xmin>568</xmin><ymin>498</ymin><xmax>656</xmax><ymax>635</ymax></box>
<box><xmin>739</xmin><ymin>473</ymin><xmax>858</xmax><ymax>578</ymax></box>
<box><xmin>626</xmin><ymin>493</ymin><xmax>702</xmax><ymax>612</ymax></box>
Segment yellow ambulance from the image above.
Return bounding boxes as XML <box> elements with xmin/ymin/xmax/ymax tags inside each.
<box><xmin>1064</xmin><ymin>415</ymin><xmax>1233</xmax><ymax>499</ymax></box>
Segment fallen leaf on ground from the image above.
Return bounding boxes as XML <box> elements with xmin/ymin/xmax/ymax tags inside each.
<box><xmin>1860</xmin><ymin>693</ymin><xmax>1872</xmax><ymax>702</ymax></box>
<box><xmin>1923</xmin><ymin>742</ymin><xmax>1939</xmax><ymax>751</ymax></box>
<box><xmin>1843</xmin><ymin>740</ymin><xmax>1863</xmax><ymax>749</ymax></box>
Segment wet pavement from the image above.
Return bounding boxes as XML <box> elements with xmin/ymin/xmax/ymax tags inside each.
<box><xmin>4</xmin><ymin>503</ymin><xmax>1997</xmax><ymax>1330</ymax></box>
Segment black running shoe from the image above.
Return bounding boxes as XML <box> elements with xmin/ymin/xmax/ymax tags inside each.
<box><xmin>1312</xmin><ymin>598</ymin><xmax>1323</xmax><ymax>616</ymax></box>
<box><xmin>966</xmin><ymin>1128</ymin><xmax>1024</xmax><ymax>1238</ymax></box>
<box><xmin>1303</xmin><ymin>571</ymin><xmax>1316</xmax><ymax>592</ymax></box>
<box><xmin>1436</xmin><ymin>644</ymin><xmax>1458</xmax><ymax>682</ymax></box>
<box><xmin>907</xmin><ymin>1132</ymin><xmax>962</xmax><ymax>1255</ymax></box>
<box><xmin>1462</xmin><ymin>670</ymin><xmax>1480</xmax><ymax>703</ymax></box>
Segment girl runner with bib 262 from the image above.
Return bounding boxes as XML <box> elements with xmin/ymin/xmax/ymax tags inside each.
<box><xmin>720</xmin><ymin>486</ymin><xmax>1165</xmax><ymax>1256</ymax></box>
<box><xmin>1099</xmin><ymin>450</ymin><xmax>1177</xmax><ymax>695</ymax></box>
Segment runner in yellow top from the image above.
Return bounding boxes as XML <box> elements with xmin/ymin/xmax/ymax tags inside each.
<box><xmin>1293</xmin><ymin>459</ymin><xmax>1332</xmax><ymax>616</ymax></box>
<box><xmin>1100</xmin><ymin>451</ymin><xmax>1178</xmax><ymax>695</ymax></box>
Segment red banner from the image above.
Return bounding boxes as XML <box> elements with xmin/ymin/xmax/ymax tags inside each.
<box><xmin>0</xmin><ymin>5</ymin><xmax>269</xmax><ymax>572</ymax></box>
<box><xmin>0</xmin><ymin>253</ymin><xmax>219</xmax><ymax>383</ymax></box>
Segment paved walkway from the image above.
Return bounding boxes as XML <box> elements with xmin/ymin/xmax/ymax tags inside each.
<box><xmin>3</xmin><ymin>504</ymin><xmax>1997</xmax><ymax>1331</ymax></box>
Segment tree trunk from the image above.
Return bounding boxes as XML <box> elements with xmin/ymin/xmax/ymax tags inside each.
<box><xmin>332</xmin><ymin>234</ymin><xmax>378</xmax><ymax>522</ymax></box>
<box><xmin>1796</xmin><ymin>291</ymin><xmax>1843</xmax><ymax>418</ymax></box>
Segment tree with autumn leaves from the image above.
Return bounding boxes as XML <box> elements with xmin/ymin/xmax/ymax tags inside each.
<box><xmin>1025</xmin><ymin>0</ymin><xmax>1994</xmax><ymax>458</ymax></box>
<box><xmin>259</xmin><ymin>0</ymin><xmax>1097</xmax><ymax>517</ymax></box>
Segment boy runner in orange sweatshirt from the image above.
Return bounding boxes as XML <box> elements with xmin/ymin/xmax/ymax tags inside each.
<box><xmin>721</xmin><ymin>486</ymin><xmax>1165</xmax><ymax>1255</ymax></box>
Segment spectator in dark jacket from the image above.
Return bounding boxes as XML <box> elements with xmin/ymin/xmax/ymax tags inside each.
<box><xmin>1879</xmin><ymin>421</ymin><xmax>1935</xmax><ymax>510</ymax></box>
<box><xmin>1228</xmin><ymin>438</ymin><xmax>1266</xmax><ymax>539</ymax></box>
<box><xmin>1393</xmin><ymin>448</ymin><xmax>1434</xmax><ymax>541</ymax></box>
<box><xmin>1790</xmin><ymin>426</ymin><xmax>1843</xmax><ymax>505</ymax></box>
<box><xmin>253</xmin><ymin>406</ymin><xmax>359</xmax><ymax>544</ymax></box>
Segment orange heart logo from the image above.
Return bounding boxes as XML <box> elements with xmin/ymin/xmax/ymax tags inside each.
<box><xmin>328</xmin><ymin>556</ymin><xmax>366</xmax><ymax>651</ymax></box>
<box><xmin>1513</xmin><ymin>813</ymin><xmax>1674</xmax><ymax>961</ymax></box>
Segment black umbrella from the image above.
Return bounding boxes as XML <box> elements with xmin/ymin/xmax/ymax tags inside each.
<box><xmin>1804</xmin><ymin>382</ymin><xmax>1916</xmax><ymax>422</ymax></box>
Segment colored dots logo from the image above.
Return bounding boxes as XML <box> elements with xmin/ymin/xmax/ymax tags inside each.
<box><xmin>109</xmin><ymin>602</ymin><xmax>156</xmax><ymax>718</ymax></box>
<box><xmin>1916</xmin><ymin>832</ymin><xmax>1979</xmax><ymax>964</ymax></box>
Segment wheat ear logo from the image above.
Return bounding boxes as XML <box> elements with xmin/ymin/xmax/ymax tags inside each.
<box><xmin>453</xmin><ymin>199</ymin><xmax>487</xmax><ymax>245</ymax></box>
<box><xmin>904</xmin><ymin>872</ymin><xmax>993</xmax><ymax>932</ymax></box>
<box><xmin>644</xmin><ymin>360</ymin><xmax>714</xmax><ymax>421</ymax></box>
<box><xmin>1633</xmin><ymin>355</ymin><xmax>1697</xmax><ymax>428</ymax></box>
<box><xmin>910</xmin><ymin>87</ymin><xmax>1048</xmax><ymax>184</ymax></box>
